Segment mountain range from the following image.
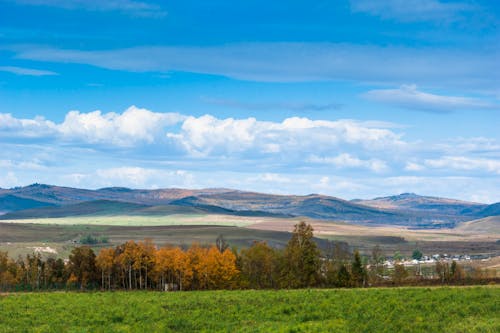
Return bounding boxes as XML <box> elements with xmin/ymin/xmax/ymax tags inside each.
<box><xmin>0</xmin><ymin>184</ymin><xmax>498</xmax><ymax>228</ymax></box>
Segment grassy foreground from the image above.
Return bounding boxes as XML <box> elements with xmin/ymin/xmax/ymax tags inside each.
<box><xmin>0</xmin><ymin>287</ymin><xmax>498</xmax><ymax>332</ymax></box>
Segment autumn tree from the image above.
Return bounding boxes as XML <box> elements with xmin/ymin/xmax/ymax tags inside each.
<box><xmin>96</xmin><ymin>248</ymin><xmax>115</xmax><ymax>290</ymax></box>
<box><xmin>67</xmin><ymin>246</ymin><xmax>97</xmax><ymax>289</ymax></box>
<box><xmin>117</xmin><ymin>241</ymin><xmax>138</xmax><ymax>290</ymax></box>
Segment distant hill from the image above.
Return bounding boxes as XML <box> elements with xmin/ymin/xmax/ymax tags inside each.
<box><xmin>354</xmin><ymin>193</ymin><xmax>486</xmax><ymax>216</ymax></box>
<box><xmin>1</xmin><ymin>183</ymin><xmax>233</xmax><ymax>206</ymax></box>
<box><xmin>0</xmin><ymin>200</ymin><xmax>148</xmax><ymax>219</ymax></box>
<box><xmin>1</xmin><ymin>184</ymin><xmax>498</xmax><ymax>228</ymax></box>
<box><xmin>0</xmin><ymin>198</ymin><xmax>287</xmax><ymax>220</ymax></box>
<box><xmin>0</xmin><ymin>194</ymin><xmax>54</xmax><ymax>213</ymax></box>
<box><xmin>456</xmin><ymin>216</ymin><xmax>500</xmax><ymax>234</ymax></box>
<box><xmin>474</xmin><ymin>202</ymin><xmax>500</xmax><ymax>218</ymax></box>
<box><xmin>175</xmin><ymin>192</ymin><xmax>398</xmax><ymax>221</ymax></box>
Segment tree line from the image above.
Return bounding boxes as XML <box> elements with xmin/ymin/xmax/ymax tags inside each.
<box><xmin>0</xmin><ymin>222</ymin><xmax>496</xmax><ymax>291</ymax></box>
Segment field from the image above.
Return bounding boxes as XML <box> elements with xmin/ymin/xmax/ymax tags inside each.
<box><xmin>0</xmin><ymin>287</ymin><xmax>498</xmax><ymax>332</ymax></box>
<box><xmin>0</xmin><ymin>214</ymin><xmax>257</xmax><ymax>227</ymax></box>
<box><xmin>1</xmin><ymin>212</ymin><xmax>499</xmax><ymax>259</ymax></box>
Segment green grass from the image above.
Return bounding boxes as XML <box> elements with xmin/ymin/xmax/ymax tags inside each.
<box><xmin>0</xmin><ymin>215</ymin><xmax>254</xmax><ymax>227</ymax></box>
<box><xmin>0</xmin><ymin>287</ymin><xmax>498</xmax><ymax>332</ymax></box>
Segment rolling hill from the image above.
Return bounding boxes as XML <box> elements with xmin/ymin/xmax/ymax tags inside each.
<box><xmin>0</xmin><ymin>194</ymin><xmax>55</xmax><ymax>213</ymax></box>
<box><xmin>0</xmin><ymin>184</ymin><xmax>498</xmax><ymax>228</ymax></box>
<box><xmin>455</xmin><ymin>216</ymin><xmax>500</xmax><ymax>234</ymax></box>
<box><xmin>0</xmin><ymin>200</ymin><xmax>148</xmax><ymax>219</ymax></box>
<box><xmin>353</xmin><ymin>192</ymin><xmax>486</xmax><ymax>215</ymax></box>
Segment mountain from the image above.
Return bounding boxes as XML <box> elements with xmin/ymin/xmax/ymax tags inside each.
<box><xmin>1</xmin><ymin>184</ymin><xmax>498</xmax><ymax>228</ymax></box>
<box><xmin>1</xmin><ymin>183</ymin><xmax>233</xmax><ymax>206</ymax></box>
<box><xmin>0</xmin><ymin>200</ymin><xmax>148</xmax><ymax>219</ymax></box>
<box><xmin>0</xmin><ymin>198</ymin><xmax>287</xmax><ymax>220</ymax></box>
<box><xmin>353</xmin><ymin>193</ymin><xmax>486</xmax><ymax>216</ymax></box>
<box><xmin>173</xmin><ymin>192</ymin><xmax>398</xmax><ymax>222</ymax></box>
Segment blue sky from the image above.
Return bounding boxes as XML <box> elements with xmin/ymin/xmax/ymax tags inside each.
<box><xmin>0</xmin><ymin>0</ymin><xmax>499</xmax><ymax>202</ymax></box>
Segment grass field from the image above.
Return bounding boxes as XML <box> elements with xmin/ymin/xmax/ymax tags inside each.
<box><xmin>0</xmin><ymin>287</ymin><xmax>498</xmax><ymax>332</ymax></box>
<box><xmin>0</xmin><ymin>214</ymin><xmax>256</xmax><ymax>227</ymax></box>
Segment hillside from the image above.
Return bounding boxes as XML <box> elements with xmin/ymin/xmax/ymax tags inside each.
<box><xmin>1</xmin><ymin>183</ymin><xmax>233</xmax><ymax>206</ymax></box>
<box><xmin>0</xmin><ymin>198</ymin><xmax>286</xmax><ymax>220</ymax></box>
<box><xmin>456</xmin><ymin>216</ymin><xmax>500</xmax><ymax>234</ymax></box>
<box><xmin>0</xmin><ymin>194</ymin><xmax>55</xmax><ymax>213</ymax></box>
<box><xmin>1</xmin><ymin>184</ymin><xmax>498</xmax><ymax>228</ymax></box>
<box><xmin>173</xmin><ymin>192</ymin><xmax>398</xmax><ymax>221</ymax></box>
<box><xmin>354</xmin><ymin>193</ymin><xmax>486</xmax><ymax>215</ymax></box>
<box><xmin>0</xmin><ymin>200</ymin><xmax>148</xmax><ymax>219</ymax></box>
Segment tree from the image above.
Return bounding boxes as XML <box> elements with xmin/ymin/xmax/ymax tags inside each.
<box><xmin>216</xmin><ymin>235</ymin><xmax>229</xmax><ymax>253</ymax></box>
<box><xmin>240</xmin><ymin>241</ymin><xmax>277</xmax><ymax>289</ymax></box>
<box><xmin>68</xmin><ymin>246</ymin><xmax>97</xmax><ymax>289</ymax></box>
<box><xmin>450</xmin><ymin>260</ymin><xmax>464</xmax><ymax>282</ymax></box>
<box><xmin>117</xmin><ymin>241</ymin><xmax>138</xmax><ymax>290</ymax></box>
<box><xmin>369</xmin><ymin>245</ymin><xmax>385</xmax><ymax>285</ymax></box>
<box><xmin>351</xmin><ymin>250</ymin><xmax>366</xmax><ymax>287</ymax></box>
<box><xmin>412</xmin><ymin>249</ymin><xmax>423</xmax><ymax>261</ymax></box>
<box><xmin>282</xmin><ymin>221</ymin><xmax>320</xmax><ymax>288</ymax></box>
<box><xmin>392</xmin><ymin>264</ymin><xmax>408</xmax><ymax>285</ymax></box>
<box><xmin>336</xmin><ymin>264</ymin><xmax>351</xmax><ymax>287</ymax></box>
<box><xmin>96</xmin><ymin>248</ymin><xmax>115</xmax><ymax>290</ymax></box>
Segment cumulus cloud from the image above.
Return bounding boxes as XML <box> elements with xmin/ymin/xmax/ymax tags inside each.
<box><xmin>0</xmin><ymin>66</ymin><xmax>57</xmax><ymax>76</ymax></box>
<box><xmin>364</xmin><ymin>84</ymin><xmax>497</xmax><ymax>112</ymax></box>
<box><xmin>350</xmin><ymin>0</ymin><xmax>474</xmax><ymax>22</ymax></box>
<box><xmin>167</xmin><ymin>115</ymin><xmax>404</xmax><ymax>156</ymax></box>
<box><xmin>0</xmin><ymin>113</ymin><xmax>57</xmax><ymax>137</ymax></box>
<box><xmin>0</xmin><ymin>106</ymin><xmax>184</xmax><ymax>146</ymax></box>
<box><xmin>308</xmin><ymin>154</ymin><xmax>388</xmax><ymax>172</ymax></box>
<box><xmin>59</xmin><ymin>106</ymin><xmax>184</xmax><ymax>146</ymax></box>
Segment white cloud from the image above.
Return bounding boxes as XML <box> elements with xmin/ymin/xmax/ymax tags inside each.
<box><xmin>0</xmin><ymin>66</ymin><xmax>57</xmax><ymax>76</ymax></box>
<box><xmin>435</xmin><ymin>137</ymin><xmax>500</xmax><ymax>155</ymax></box>
<box><xmin>0</xmin><ymin>113</ymin><xmax>57</xmax><ymax>137</ymax></box>
<box><xmin>350</xmin><ymin>0</ymin><xmax>473</xmax><ymax>22</ymax></box>
<box><xmin>167</xmin><ymin>115</ymin><xmax>405</xmax><ymax>156</ymax></box>
<box><xmin>64</xmin><ymin>167</ymin><xmax>196</xmax><ymax>188</ymax></box>
<box><xmin>308</xmin><ymin>153</ymin><xmax>388</xmax><ymax>172</ymax></box>
<box><xmin>0</xmin><ymin>106</ymin><xmax>184</xmax><ymax>146</ymax></box>
<box><xmin>424</xmin><ymin>156</ymin><xmax>500</xmax><ymax>174</ymax></box>
<box><xmin>364</xmin><ymin>84</ymin><xmax>497</xmax><ymax>112</ymax></box>
<box><xmin>59</xmin><ymin>105</ymin><xmax>184</xmax><ymax>146</ymax></box>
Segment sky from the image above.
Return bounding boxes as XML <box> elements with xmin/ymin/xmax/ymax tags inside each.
<box><xmin>0</xmin><ymin>0</ymin><xmax>499</xmax><ymax>203</ymax></box>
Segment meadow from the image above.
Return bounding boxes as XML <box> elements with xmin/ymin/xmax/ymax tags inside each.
<box><xmin>0</xmin><ymin>287</ymin><xmax>498</xmax><ymax>332</ymax></box>
<box><xmin>0</xmin><ymin>214</ymin><xmax>256</xmax><ymax>227</ymax></box>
